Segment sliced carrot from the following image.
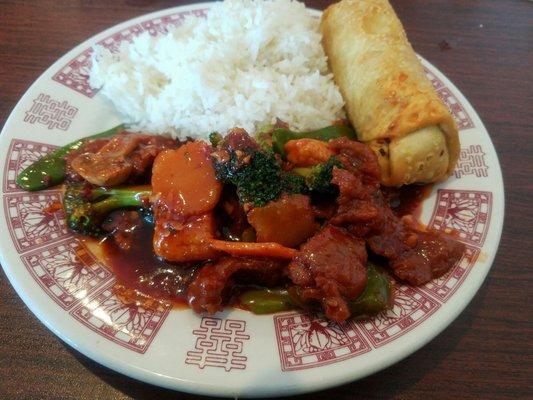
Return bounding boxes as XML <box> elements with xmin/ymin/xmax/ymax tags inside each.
<box><xmin>152</xmin><ymin>141</ymin><xmax>222</xmax><ymax>215</ymax></box>
<box><xmin>210</xmin><ymin>240</ymin><xmax>298</xmax><ymax>260</ymax></box>
<box><xmin>152</xmin><ymin>141</ymin><xmax>222</xmax><ymax>263</ymax></box>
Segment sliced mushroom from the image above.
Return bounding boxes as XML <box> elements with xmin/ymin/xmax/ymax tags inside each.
<box><xmin>70</xmin><ymin>152</ymin><xmax>133</xmax><ymax>187</ymax></box>
<box><xmin>70</xmin><ymin>133</ymin><xmax>149</xmax><ymax>187</ymax></box>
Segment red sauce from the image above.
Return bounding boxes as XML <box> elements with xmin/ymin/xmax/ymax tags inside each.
<box><xmin>100</xmin><ymin>220</ymin><xmax>201</xmax><ymax>307</ymax></box>
<box><xmin>382</xmin><ymin>184</ymin><xmax>433</xmax><ymax>218</ymax></box>
<box><xmin>73</xmin><ymin>131</ymin><xmax>459</xmax><ymax>321</ymax></box>
<box><xmin>98</xmin><ymin>186</ymin><xmax>432</xmax><ymax>308</ymax></box>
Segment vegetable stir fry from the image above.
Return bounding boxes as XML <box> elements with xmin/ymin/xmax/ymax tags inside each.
<box><xmin>18</xmin><ymin>123</ymin><xmax>464</xmax><ymax>322</ymax></box>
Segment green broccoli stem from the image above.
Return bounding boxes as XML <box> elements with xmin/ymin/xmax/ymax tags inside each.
<box><xmin>91</xmin><ymin>189</ymin><xmax>151</xmax><ymax>214</ymax></box>
<box><xmin>239</xmin><ymin>264</ymin><xmax>393</xmax><ymax>316</ymax></box>
<box><xmin>271</xmin><ymin>124</ymin><xmax>356</xmax><ymax>158</ymax></box>
<box><xmin>16</xmin><ymin>124</ymin><xmax>124</xmax><ymax>191</ymax></box>
<box><xmin>64</xmin><ymin>184</ymin><xmax>151</xmax><ymax>236</ymax></box>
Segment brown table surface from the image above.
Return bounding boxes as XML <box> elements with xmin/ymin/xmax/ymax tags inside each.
<box><xmin>1</xmin><ymin>0</ymin><xmax>532</xmax><ymax>399</ymax></box>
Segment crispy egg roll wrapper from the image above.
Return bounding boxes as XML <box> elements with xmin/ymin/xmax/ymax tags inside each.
<box><xmin>321</xmin><ymin>0</ymin><xmax>460</xmax><ymax>186</ymax></box>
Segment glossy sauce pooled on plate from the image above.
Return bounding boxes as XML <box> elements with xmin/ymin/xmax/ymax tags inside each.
<box><xmin>93</xmin><ymin>136</ymin><xmax>431</xmax><ymax>306</ymax></box>
<box><xmin>96</xmin><ymin>169</ymin><xmax>432</xmax><ymax>309</ymax></box>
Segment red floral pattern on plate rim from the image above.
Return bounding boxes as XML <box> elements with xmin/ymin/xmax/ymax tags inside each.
<box><xmin>3</xmin><ymin>139</ymin><xmax>58</xmax><ymax>193</ymax></box>
<box><xmin>429</xmin><ymin>189</ymin><xmax>492</xmax><ymax>246</ymax></box>
<box><xmin>20</xmin><ymin>238</ymin><xmax>112</xmax><ymax>310</ymax></box>
<box><xmin>70</xmin><ymin>281</ymin><xmax>170</xmax><ymax>354</ymax></box>
<box><xmin>421</xmin><ymin>244</ymin><xmax>480</xmax><ymax>302</ymax></box>
<box><xmin>358</xmin><ymin>286</ymin><xmax>440</xmax><ymax>348</ymax></box>
<box><xmin>274</xmin><ymin>313</ymin><xmax>371</xmax><ymax>371</ymax></box>
<box><xmin>52</xmin><ymin>9</ymin><xmax>207</xmax><ymax>98</ymax></box>
<box><xmin>2</xmin><ymin>138</ymin><xmax>170</xmax><ymax>354</ymax></box>
<box><xmin>3</xmin><ymin>190</ymin><xmax>68</xmax><ymax>253</ymax></box>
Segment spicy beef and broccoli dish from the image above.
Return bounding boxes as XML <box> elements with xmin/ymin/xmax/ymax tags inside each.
<box><xmin>17</xmin><ymin>122</ymin><xmax>464</xmax><ymax>322</ymax></box>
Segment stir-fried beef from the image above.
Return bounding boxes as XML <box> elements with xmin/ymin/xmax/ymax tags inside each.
<box><xmin>211</xmin><ymin>127</ymin><xmax>261</xmax><ymax>168</ymax></box>
<box><xmin>389</xmin><ymin>229</ymin><xmax>465</xmax><ymax>285</ymax></box>
<box><xmin>128</xmin><ymin>135</ymin><xmax>178</xmax><ymax>179</ymax></box>
<box><xmin>221</xmin><ymin>127</ymin><xmax>261</xmax><ymax>153</ymax></box>
<box><xmin>329</xmin><ymin>137</ymin><xmax>465</xmax><ymax>286</ymax></box>
<box><xmin>187</xmin><ymin>257</ymin><xmax>286</xmax><ymax>314</ymax></box>
<box><xmin>330</xmin><ymin>167</ymin><xmax>384</xmax><ymax>236</ymax></box>
<box><xmin>329</xmin><ymin>137</ymin><xmax>382</xmax><ymax>187</ymax></box>
<box><xmin>288</xmin><ymin>225</ymin><xmax>368</xmax><ymax>322</ymax></box>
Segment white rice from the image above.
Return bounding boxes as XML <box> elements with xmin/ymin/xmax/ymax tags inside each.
<box><xmin>89</xmin><ymin>0</ymin><xmax>345</xmax><ymax>141</ymax></box>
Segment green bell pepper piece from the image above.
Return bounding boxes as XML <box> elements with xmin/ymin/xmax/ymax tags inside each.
<box><xmin>271</xmin><ymin>124</ymin><xmax>356</xmax><ymax>158</ymax></box>
<box><xmin>348</xmin><ymin>263</ymin><xmax>393</xmax><ymax>317</ymax></box>
<box><xmin>239</xmin><ymin>289</ymin><xmax>293</xmax><ymax>314</ymax></box>
<box><xmin>240</xmin><ymin>263</ymin><xmax>393</xmax><ymax>317</ymax></box>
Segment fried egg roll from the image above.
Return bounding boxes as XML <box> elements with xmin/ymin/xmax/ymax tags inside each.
<box><xmin>321</xmin><ymin>0</ymin><xmax>460</xmax><ymax>186</ymax></box>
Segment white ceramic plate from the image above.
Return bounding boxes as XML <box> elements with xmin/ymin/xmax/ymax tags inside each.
<box><xmin>0</xmin><ymin>3</ymin><xmax>504</xmax><ymax>397</ymax></box>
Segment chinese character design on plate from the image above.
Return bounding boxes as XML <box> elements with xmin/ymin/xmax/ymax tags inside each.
<box><xmin>186</xmin><ymin>317</ymin><xmax>251</xmax><ymax>371</ymax></box>
<box><xmin>24</xmin><ymin>93</ymin><xmax>78</xmax><ymax>130</ymax></box>
<box><xmin>455</xmin><ymin>145</ymin><xmax>489</xmax><ymax>179</ymax></box>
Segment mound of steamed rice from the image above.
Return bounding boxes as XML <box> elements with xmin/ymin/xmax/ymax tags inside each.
<box><xmin>89</xmin><ymin>0</ymin><xmax>345</xmax><ymax>141</ymax></box>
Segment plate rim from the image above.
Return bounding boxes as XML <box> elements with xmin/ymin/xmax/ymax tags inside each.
<box><xmin>0</xmin><ymin>2</ymin><xmax>505</xmax><ymax>397</ymax></box>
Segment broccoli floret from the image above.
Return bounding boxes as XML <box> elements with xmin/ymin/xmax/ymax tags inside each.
<box><xmin>212</xmin><ymin>135</ymin><xmax>308</xmax><ymax>207</ymax></box>
<box><xmin>209</xmin><ymin>132</ymin><xmax>223</xmax><ymax>147</ymax></box>
<box><xmin>293</xmin><ymin>156</ymin><xmax>343</xmax><ymax>197</ymax></box>
<box><xmin>281</xmin><ymin>171</ymin><xmax>307</xmax><ymax>195</ymax></box>
<box><xmin>214</xmin><ymin>150</ymin><xmax>281</xmax><ymax>206</ymax></box>
<box><xmin>63</xmin><ymin>183</ymin><xmax>151</xmax><ymax>236</ymax></box>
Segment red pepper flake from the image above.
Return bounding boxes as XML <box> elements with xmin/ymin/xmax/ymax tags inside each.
<box><xmin>438</xmin><ymin>40</ymin><xmax>452</xmax><ymax>51</ymax></box>
<box><xmin>42</xmin><ymin>174</ymin><xmax>52</xmax><ymax>186</ymax></box>
<box><xmin>43</xmin><ymin>200</ymin><xmax>62</xmax><ymax>215</ymax></box>
<box><xmin>274</xmin><ymin>118</ymin><xmax>289</xmax><ymax>129</ymax></box>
